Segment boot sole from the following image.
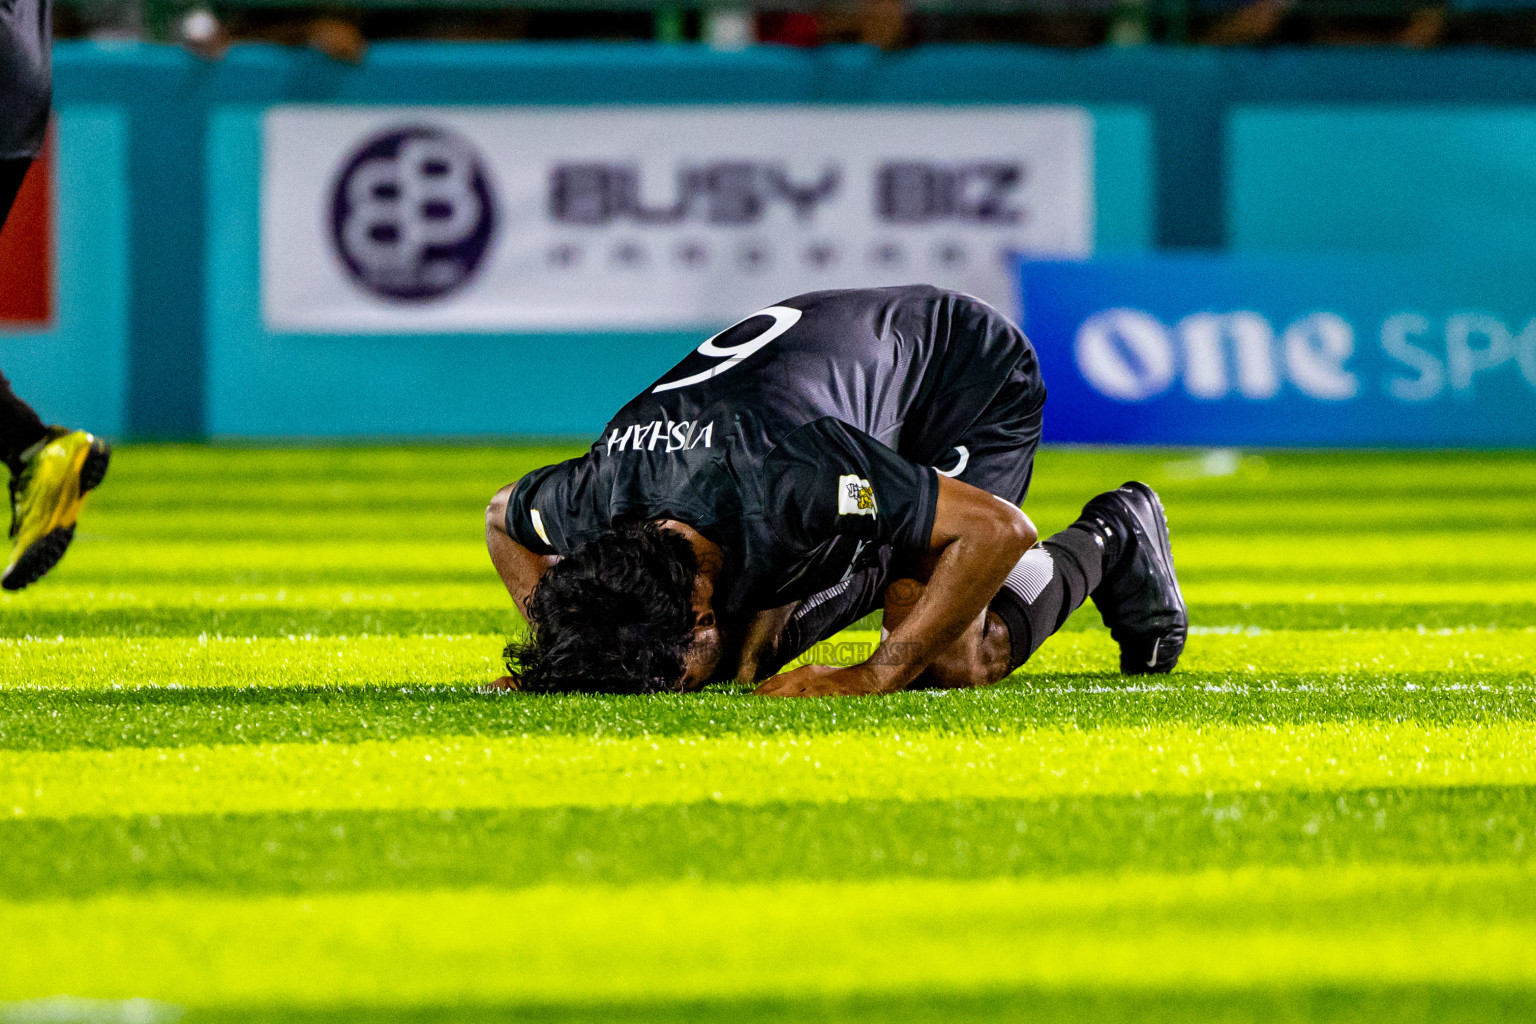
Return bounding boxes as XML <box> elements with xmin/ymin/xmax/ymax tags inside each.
<box><xmin>2</xmin><ymin>439</ymin><xmax>111</xmax><ymax>591</ymax></box>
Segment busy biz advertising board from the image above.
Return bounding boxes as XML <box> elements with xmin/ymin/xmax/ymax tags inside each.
<box><xmin>1018</xmin><ymin>255</ymin><xmax>1536</xmax><ymax>446</ymax></box>
<box><xmin>260</xmin><ymin>105</ymin><xmax>1092</xmax><ymax>332</ymax></box>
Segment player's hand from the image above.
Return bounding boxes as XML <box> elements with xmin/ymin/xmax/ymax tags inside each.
<box><xmin>753</xmin><ymin>663</ymin><xmax>883</xmax><ymax>698</ymax></box>
<box><xmin>479</xmin><ymin>673</ymin><xmax>521</xmax><ymax>694</ymax></box>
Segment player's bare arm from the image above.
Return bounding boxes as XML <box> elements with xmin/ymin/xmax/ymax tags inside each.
<box><xmin>754</xmin><ymin>476</ymin><xmax>1036</xmax><ymax>697</ymax></box>
<box><xmin>486</xmin><ymin>484</ymin><xmax>558</xmax><ymax>618</ymax></box>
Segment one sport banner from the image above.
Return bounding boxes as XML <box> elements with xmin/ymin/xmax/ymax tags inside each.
<box><xmin>1019</xmin><ymin>254</ymin><xmax>1536</xmax><ymax>447</ymax></box>
<box><xmin>261</xmin><ymin>105</ymin><xmax>1092</xmax><ymax>333</ymax></box>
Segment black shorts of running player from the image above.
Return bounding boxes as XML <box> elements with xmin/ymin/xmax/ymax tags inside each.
<box><xmin>759</xmin><ymin>350</ymin><xmax>1045</xmax><ymax>676</ymax></box>
<box><xmin>1</xmin><ymin>0</ymin><xmax>50</xmax><ymax>225</ymax></box>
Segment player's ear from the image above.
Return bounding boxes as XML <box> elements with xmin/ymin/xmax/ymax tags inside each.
<box><xmin>695</xmin><ymin>609</ymin><xmax>716</xmax><ymax>630</ymax></box>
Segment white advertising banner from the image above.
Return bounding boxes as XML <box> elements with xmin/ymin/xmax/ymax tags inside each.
<box><xmin>262</xmin><ymin>105</ymin><xmax>1093</xmax><ymax>332</ymax></box>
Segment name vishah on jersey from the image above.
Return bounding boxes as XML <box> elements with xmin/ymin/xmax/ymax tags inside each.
<box><xmin>605</xmin><ymin>419</ymin><xmax>715</xmax><ymax>454</ymax></box>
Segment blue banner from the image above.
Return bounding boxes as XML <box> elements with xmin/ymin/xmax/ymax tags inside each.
<box><xmin>1017</xmin><ymin>255</ymin><xmax>1536</xmax><ymax>446</ymax></box>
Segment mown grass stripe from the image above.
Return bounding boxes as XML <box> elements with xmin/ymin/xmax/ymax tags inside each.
<box><xmin>3</xmin><ymin>672</ymin><xmax>1534</xmax><ymax>751</ymax></box>
<box><xmin>5</xmin><ymin>630</ymin><xmax>1533</xmax><ymax>693</ymax></box>
<box><xmin>62</xmin><ymin>498</ymin><xmax>1536</xmax><ymax>537</ymax></box>
<box><xmin>15</xmin><ymin>569</ymin><xmax>1535</xmax><ymax>603</ymax></box>
<box><xmin>35</xmin><ymin>531</ymin><xmax>1536</xmax><ymax>577</ymax></box>
<box><xmin>1184</xmin><ymin>582</ymin><xmax>1536</xmax><ymax>603</ymax></box>
<box><xmin>3</xmin><ymin>789</ymin><xmax>1531</xmax><ymax>899</ymax></box>
<box><xmin>1</xmin><ymin>636</ymin><xmax>502</xmax><ymax>691</ymax></box>
<box><xmin>3</xmin><ymin>866</ymin><xmax>1534</xmax><ymax>1005</ymax></box>
<box><xmin>798</xmin><ymin>628</ymin><xmax>1536</xmax><ymax>675</ymax></box>
<box><xmin>6</xmin><ymin>602</ymin><xmax>1533</xmax><ymax>638</ymax></box>
<box><xmin>37</xmin><ymin>987</ymin><xmax>1536</xmax><ymax>1024</ymax></box>
<box><xmin>5</xmin><ymin>723</ymin><xmax>1534</xmax><ymax>820</ymax></box>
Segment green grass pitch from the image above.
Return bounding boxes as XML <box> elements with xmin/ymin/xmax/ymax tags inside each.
<box><xmin>1</xmin><ymin>445</ymin><xmax>1533</xmax><ymax>1024</ymax></box>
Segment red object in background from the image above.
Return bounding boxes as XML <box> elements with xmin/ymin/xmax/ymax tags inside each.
<box><xmin>758</xmin><ymin>11</ymin><xmax>821</xmax><ymax>46</ymax></box>
<box><xmin>0</xmin><ymin>126</ymin><xmax>54</xmax><ymax>329</ymax></box>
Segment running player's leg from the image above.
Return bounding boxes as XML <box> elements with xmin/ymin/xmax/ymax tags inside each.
<box><xmin>0</xmin><ymin>368</ymin><xmax>49</xmax><ymax>476</ymax></box>
<box><xmin>0</xmin><ymin>340</ymin><xmax>111</xmax><ymax>591</ymax></box>
<box><xmin>2</xmin><ymin>164</ymin><xmax>112</xmax><ymax>589</ymax></box>
<box><xmin>0</xmin><ymin>0</ymin><xmax>110</xmax><ymax>592</ymax></box>
<box><xmin>1</xmin><ymin>157</ymin><xmax>112</xmax><ymax>591</ymax></box>
<box><xmin>3</xmin><ymin>0</ymin><xmax>54</xmax><ymax>468</ymax></box>
<box><xmin>4</xmin><ymin>406</ymin><xmax>112</xmax><ymax>589</ymax></box>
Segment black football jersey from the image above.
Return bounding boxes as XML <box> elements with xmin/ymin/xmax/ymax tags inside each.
<box><xmin>505</xmin><ymin>285</ymin><xmax>1032</xmax><ymax>621</ymax></box>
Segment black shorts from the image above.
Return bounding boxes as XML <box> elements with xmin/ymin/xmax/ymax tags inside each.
<box><xmin>1</xmin><ymin>0</ymin><xmax>51</xmax><ymax>162</ymax></box>
<box><xmin>763</xmin><ymin>336</ymin><xmax>1046</xmax><ymax>673</ymax></box>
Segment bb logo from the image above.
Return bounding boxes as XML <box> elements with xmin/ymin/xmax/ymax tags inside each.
<box><xmin>330</xmin><ymin>126</ymin><xmax>496</xmax><ymax>302</ymax></box>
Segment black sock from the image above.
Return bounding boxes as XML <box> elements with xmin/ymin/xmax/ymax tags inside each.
<box><xmin>0</xmin><ymin>158</ymin><xmax>30</xmax><ymax>230</ymax></box>
<box><xmin>2</xmin><ymin>157</ymin><xmax>51</xmax><ymax>476</ymax></box>
<box><xmin>0</xmin><ymin>369</ymin><xmax>50</xmax><ymax>477</ymax></box>
<box><xmin>988</xmin><ymin>523</ymin><xmax>1107</xmax><ymax>671</ymax></box>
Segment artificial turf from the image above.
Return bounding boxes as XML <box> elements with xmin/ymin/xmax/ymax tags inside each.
<box><xmin>1</xmin><ymin>445</ymin><xmax>1533</xmax><ymax>1023</ymax></box>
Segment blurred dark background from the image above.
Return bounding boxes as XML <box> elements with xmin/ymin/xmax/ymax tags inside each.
<box><xmin>52</xmin><ymin>0</ymin><xmax>1536</xmax><ymax>58</ymax></box>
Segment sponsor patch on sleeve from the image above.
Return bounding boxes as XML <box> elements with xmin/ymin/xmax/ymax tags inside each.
<box><xmin>837</xmin><ymin>475</ymin><xmax>878</xmax><ymax>518</ymax></box>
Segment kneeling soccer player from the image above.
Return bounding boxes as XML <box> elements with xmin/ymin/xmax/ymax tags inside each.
<box><xmin>485</xmin><ymin>285</ymin><xmax>1185</xmax><ymax>697</ymax></box>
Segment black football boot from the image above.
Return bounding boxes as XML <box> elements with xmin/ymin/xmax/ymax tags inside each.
<box><xmin>1076</xmin><ymin>481</ymin><xmax>1187</xmax><ymax>674</ymax></box>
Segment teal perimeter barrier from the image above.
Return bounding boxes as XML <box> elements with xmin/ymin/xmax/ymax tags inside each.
<box><xmin>35</xmin><ymin>42</ymin><xmax>1536</xmax><ymax>441</ymax></box>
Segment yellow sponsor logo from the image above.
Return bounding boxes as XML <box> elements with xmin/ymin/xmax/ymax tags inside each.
<box><xmin>837</xmin><ymin>474</ymin><xmax>877</xmax><ymax>518</ymax></box>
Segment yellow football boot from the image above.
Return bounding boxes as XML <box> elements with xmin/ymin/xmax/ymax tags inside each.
<box><xmin>4</xmin><ymin>427</ymin><xmax>111</xmax><ymax>591</ymax></box>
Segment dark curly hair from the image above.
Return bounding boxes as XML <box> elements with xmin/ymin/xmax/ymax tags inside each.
<box><xmin>505</xmin><ymin>522</ymin><xmax>699</xmax><ymax>694</ymax></box>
